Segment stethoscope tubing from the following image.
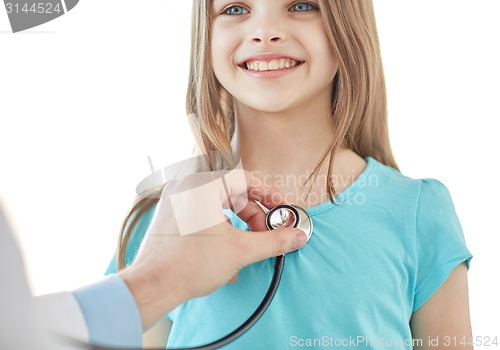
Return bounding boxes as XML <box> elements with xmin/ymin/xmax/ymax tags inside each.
<box><xmin>62</xmin><ymin>204</ymin><xmax>312</xmax><ymax>350</ymax></box>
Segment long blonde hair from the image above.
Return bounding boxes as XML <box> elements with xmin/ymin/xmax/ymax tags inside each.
<box><xmin>116</xmin><ymin>0</ymin><xmax>398</xmax><ymax>269</ymax></box>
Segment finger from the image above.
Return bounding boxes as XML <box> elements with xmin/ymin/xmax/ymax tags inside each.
<box><xmin>228</xmin><ymin>274</ymin><xmax>239</xmax><ymax>284</ymax></box>
<box><xmin>228</xmin><ymin>172</ymin><xmax>290</xmax><ymax>231</ymax></box>
<box><xmin>233</xmin><ymin>227</ymin><xmax>308</xmax><ymax>266</ymax></box>
<box><xmin>223</xmin><ymin>170</ymin><xmax>287</xmax><ymax>213</ymax></box>
<box><xmin>245</xmin><ymin>171</ymin><xmax>287</xmax><ymax>209</ymax></box>
<box><xmin>167</xmin><ymin>179</ymin><xmax>227</xmax><ymax>236</ymax></box>
<box><xmin>230</xmin><ymin>196</ymin><xmax>268</xmax><ymax>231</ymax></box>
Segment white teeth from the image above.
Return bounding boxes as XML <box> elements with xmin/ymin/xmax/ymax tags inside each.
<box><xmin>245</xmin><ymin>58</ymin><xmax>300</xmax><ymax>71</ymax></box>
<box><xmin>268</xmin><ymin>60</ymin><xmax>279</xmax><ymax>70</ymax></box>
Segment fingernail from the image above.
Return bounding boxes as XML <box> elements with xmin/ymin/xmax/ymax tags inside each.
<box><xmin>293</xmin><ymin>232</ymin><xmax>307</xmax><ymax>250</ymax></box>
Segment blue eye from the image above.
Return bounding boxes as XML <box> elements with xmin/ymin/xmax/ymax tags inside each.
<box><xmin>289</xmin><ymin>2</ymin><xmax>318</xmax><ymax>12</ymax></box>
<box><xmin>223</xmin><ymin>5</ymin><xmax>249</xmax><ymax>15</ymax></box>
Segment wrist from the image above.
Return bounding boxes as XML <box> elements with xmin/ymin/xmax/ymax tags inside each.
<box><xmin>118</xmin><ymin>263</ymin><xmax>185</xmax><ymax>329</ymax></box>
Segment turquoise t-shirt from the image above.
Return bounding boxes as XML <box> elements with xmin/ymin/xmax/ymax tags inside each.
<box><xmin>106</xmin><ymin>157</ymin><xmax>472</xmax><ymax>349</ymax></box>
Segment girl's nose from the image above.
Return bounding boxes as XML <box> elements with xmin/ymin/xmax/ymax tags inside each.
<box><xmin>250</xmin><ymin>14</ymin><xmax>286</xmax><ymax>45</ymax></box>
<box><xmin>252</xmin><ymin>35</ymin><xmax>282</xmax><ymax>44</ymax></box>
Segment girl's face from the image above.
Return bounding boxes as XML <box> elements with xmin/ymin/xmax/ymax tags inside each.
<box><xmin>210</xmin><ymin>0</ymin><xmax>338</xmax><ymax>114</ymax></box>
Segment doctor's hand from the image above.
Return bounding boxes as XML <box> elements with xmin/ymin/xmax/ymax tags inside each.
<box><xmin>118</xmin><ymin>169</ymin><xmax>307</xmax><ymax>328</ymax></box>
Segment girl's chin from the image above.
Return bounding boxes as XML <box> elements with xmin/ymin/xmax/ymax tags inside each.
<box><xmin>233</xmin><ymin>99</ymin><xmax>296</xmax><ymax>114</ymax></box>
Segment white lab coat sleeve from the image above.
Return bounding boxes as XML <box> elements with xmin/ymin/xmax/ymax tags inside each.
<box><xmin>1</xmin><ymin>203</ymin><xmax>141</xmax><ymax>349</ymax></box>
<box><xmin>0</xmin><ymin>204</ymin><xmax>64</xmax><ymax>350</ymax></box>
<box><xmin>33</xmin><ymin>292</ymin><xmax>89</xmax><ymax>343</ymax></box>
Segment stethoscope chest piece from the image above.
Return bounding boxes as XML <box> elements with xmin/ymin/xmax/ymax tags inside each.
<box><xmin>265</xmin><ymin>204</ymin><xmax>313</xmax><ymax>243</ymax></box>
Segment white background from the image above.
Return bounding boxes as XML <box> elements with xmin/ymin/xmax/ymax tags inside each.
<box><xmin>1</xmin><ymin>0</ymin><xmax>499</xmax><ymax>342</ymax></box>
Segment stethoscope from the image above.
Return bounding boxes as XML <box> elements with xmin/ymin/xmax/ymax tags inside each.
<box><xmin>167</xmin><ymin>204</ymin><xmax>313</xmax><ymax>350</ymax></box>
<box><xmin>70</xmin><ymin>204</ymin><xmax>313</xmax><ymax>350</ymax></box>
<box><xmin>264</xmin><ymin>204</ymin><xmax>313</xmax><ymax>240</ymax></box>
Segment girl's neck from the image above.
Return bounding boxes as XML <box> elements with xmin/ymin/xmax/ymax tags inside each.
<box><xmin>231</xmin><ymin>101</ymin><xmax>366</xmax><ymax>208</ymax></box>
<box><xmin>233</xmin><ymin>103</ymin><xmax>334</xmax><ymax>174</ymax></box>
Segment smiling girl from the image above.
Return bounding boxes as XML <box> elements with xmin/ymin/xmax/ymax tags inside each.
<box><xmin>106</xmin><ymin>1</ymin><xmax>473</xmax><ymax>349</ymax></box>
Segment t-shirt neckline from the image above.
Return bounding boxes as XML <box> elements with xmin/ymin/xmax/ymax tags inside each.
<box><xmin>305</xmin><ymin>156</ymin><xmax>377</xmax><ymax>216</ymax></box>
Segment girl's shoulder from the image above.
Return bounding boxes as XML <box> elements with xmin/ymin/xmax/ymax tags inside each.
<box><xmin>337</xmin><ymin>156</ymin><xmax>457</xmax><ymax>216</ymax></box>
<box><xmin>365</xmin><ymin>156</ymin><xmax>452</xmax><ymax>199</ymax></box>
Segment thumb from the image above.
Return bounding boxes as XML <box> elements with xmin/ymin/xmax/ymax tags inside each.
<box><xmin>236</xmin><ymin>228</ymin><xmax>308</xmax><ymax>266</ymax></box>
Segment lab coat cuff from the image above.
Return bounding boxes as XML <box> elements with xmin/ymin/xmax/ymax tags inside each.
<box><xmin>73</xmin><ymin>275</ymin><xmax>142</xmax><ymax>348</ymax></box>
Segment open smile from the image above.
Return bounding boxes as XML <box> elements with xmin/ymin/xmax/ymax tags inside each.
<box><xmin>242</xmin><ymin>58</ymin><xmax>304</xmax><ymax>72</ymax></box>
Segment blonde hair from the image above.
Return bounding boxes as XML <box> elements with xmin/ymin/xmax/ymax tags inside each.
<box><xmin>116</xmin><ymin>0</ymin><xmax>398</xmax><ymax>269</ymax></box>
